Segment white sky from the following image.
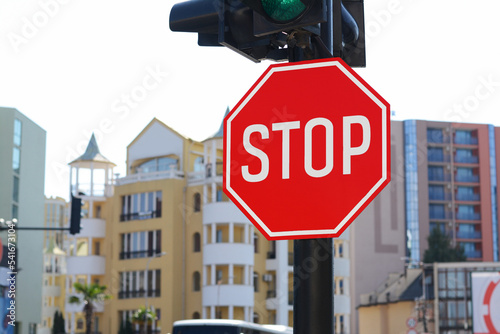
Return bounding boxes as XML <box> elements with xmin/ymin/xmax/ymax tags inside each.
<box><xmin>1</xmin><ymin>0</ymin><xmax>500</xmax><ymax>200</ymax></box>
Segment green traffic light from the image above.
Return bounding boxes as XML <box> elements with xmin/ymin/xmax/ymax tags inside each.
<box><xmin>261</xmin><ymin>0</ymin><xmax>307</xmax><ymax>23</ymax></box>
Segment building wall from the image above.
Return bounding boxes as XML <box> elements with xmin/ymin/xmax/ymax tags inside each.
<box><xmin>358</xmin><ymin>301</ymin><xmax>417</xmax><ymax>334</ymax></box>
<box><xmin>351</xmin><ymin>120</ymin><xmax>407</xmax><ymax>332</ymax></box>
<box><xmin>0</xmin><ymin>107</ymin><xmax>46</xmax><ymax>334</ymax></box>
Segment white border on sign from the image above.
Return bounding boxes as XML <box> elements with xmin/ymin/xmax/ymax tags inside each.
<box><xmin>225</xmin><ymin>60</ymin><xmax>388</xmax><ymax>238</ymax></box>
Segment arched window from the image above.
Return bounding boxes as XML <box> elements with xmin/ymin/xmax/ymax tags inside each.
<box><xmin>194</xmin><ymin>193</ymin><xmax>201</xmax><ymax>212</ymax></box>
<box><xmin>193</xmin><ymin>232</ymin><xmax>201</xmax><ymax>252</ymax></box>
<box><xmin>193</xmin><ymin>271</ymin><xmax>201</xmax><ymax>291</ymax></box>
<box><xmin>192</xmin><ymin>312</ymin><xmax>201</xmax><ymax>319</ymax></box>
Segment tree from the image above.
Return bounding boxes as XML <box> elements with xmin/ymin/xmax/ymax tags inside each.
<box><xmin>423</xmin><ymin>227</ymin><xmax>466</xmax><ymax>263</ymax></box>
<box><xmin>52</xmin><ymin>310</ymin><xmax>66</xmax><ymax>334</ymax></box>
<box><xmin>68</xmin><ymin>282</ymin><xmax>111</xmax><ymax>334</ymax></box>
<box><xmin>132</xmin><ymin>306</ymin><xmax>157</xmax><ymax>334</ymax></box>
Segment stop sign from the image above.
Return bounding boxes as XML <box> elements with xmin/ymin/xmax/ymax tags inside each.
<box><xmin>223</xmin><ymin>58</ymin><xmax>390</xmax><ymax>240</ymax></box>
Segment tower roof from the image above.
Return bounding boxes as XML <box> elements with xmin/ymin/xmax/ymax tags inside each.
<box><xmin>206</xmin><ymin>106</ymin><xmax>230</xmax><ymax>140</ymax></box>
<box><xmin>69</xmin><ymin>133</ymin><xmax>116</xmax><ymax>166</ymax></box>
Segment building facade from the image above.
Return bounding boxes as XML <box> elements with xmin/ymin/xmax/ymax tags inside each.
<box><xmin>39</xmin><ymin>196</ymin><xmax>68</xmax><ymax>334</ymax></box>
<box><xmin>101</xmin><ymin>117</ymin><xmax>351</xmax><ymax>334</ymax></box>
<box><xmin>0</xmin><ymin>107</ymin><xmax>46</xmax><ymax>334</ymax></box>
<box><xmin>358</xmin><ymin>262</ymin><xmax>500</xmax><ymax>334</ymax></box>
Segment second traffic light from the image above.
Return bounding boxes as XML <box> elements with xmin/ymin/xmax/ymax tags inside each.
<box><xmin>70</xmin><ymin>195</ymin><xmax>82</xmax><ymax>235</ymax></box>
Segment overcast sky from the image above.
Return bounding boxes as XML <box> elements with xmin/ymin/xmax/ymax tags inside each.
<box><xmin>1</xmin><ymin>0</ymin><xmax>499</xmax><ymax>199</ymax></box>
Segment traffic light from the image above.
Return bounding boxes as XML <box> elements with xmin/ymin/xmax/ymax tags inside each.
<box><xmin>170</xmin><ymin>0</ymin><xmax>289</xmax><ymax>62</ymax></box>
<box><xmin>70</xmin><ymin>195</ymin><xmax>82</xmax><ymax>235</ymax></box>
<box><xmin>169</xmin><ymin>0</ymin><xmax>364</xmax><ymax>66</ymax></box>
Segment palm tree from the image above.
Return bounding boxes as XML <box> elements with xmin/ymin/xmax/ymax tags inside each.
<box><xmin>68</xmin><ymin>282</ymin><xmax>111</xmax><ymax>334</ymax></box>
<box><xmin>132</xmin><ymin>306</ymin><xmax>157</xmax><ymax>334</ymax></box>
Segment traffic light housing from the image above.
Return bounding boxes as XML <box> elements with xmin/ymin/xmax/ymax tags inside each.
<box><xmin>70</xmin><ymin>195</ymin><xmax>82</xmax><ymax>235</ymax></box>
<box><xmin>169</xmin><ymin>0</ymin><xmax>365</xmax><ymax>66</ymax></box>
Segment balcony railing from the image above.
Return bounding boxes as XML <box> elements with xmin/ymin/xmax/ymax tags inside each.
<box><xmin>428</xmin><ymin>173</ymin><xmax>452</xmax><ymax>182</ymax></box>
<box><xmin>454</xmin><ymin>156</ymin><xmax>479</xmax><ymax>164</ymax></box>
<box><xmin>456</xmin><ymin>212</ymin><xmax>481</xmax><ymax>221</ymax></box>
<box><xmin>455</xmin><ymin>175</ymin><xmax>479</xmax><ymax>183</ymax></box>
<box><xmin>455</xmin><ymin>193</ymin><xmax>480</xmax><ymax>201</ymax></box>
<box><xmin>429</xmin><ymin>193</ymin><xmax>452</xmax><ymax>201</ymax></box>
<box><xmin>120</xmin><ymin>210</ymin><xmax>161</xmax><ymax>222</ymax></box>
<box><xmin>429</xmin><ymin>211</ymin><xmax>453</xmax><ymax>220</ymax></box>
<box><xmin>456</xmin><ymin>231</ymin><xmax>482</xmax><ymax>239</ymax></box>
<box><xmin>118</xmin><ymin>289</ymin><xmax>161</xmax><ymax>299</ymax></box>
<box><xmin>454</xmin><ymin>137</ymin><xmax>478</xmax><ymax>145</ymax></box>
<box><xmin>428</xmin><ymin>154</ymin><xmax>451</xmax><ymax>163</ymax></box>
<box><xmin>119</xmin><ymin>249</ymin><xmax>163</xmax><ymax>260</ymax></box>
<box><xmin>464</xmin><ymin>250</ymin><xmax>482</xmax><ymax>259</ymax></box>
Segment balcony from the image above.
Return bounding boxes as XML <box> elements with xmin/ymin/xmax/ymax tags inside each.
<box><xmin>454</xmin><ymin>156</ymin><xmax>479</xmax><ymax>164</ymax></box>
<box><xmin>454</xmin><ymin>137</ymin><xmax>478</xmax><ymax>145</ymax></box>
<box><xmin>428</xmin><ymin>173</ymin><xmax>452</xmax><ymax>182</ymax></box>
<box><xmin>428</xmin><ymin>154</ymin><xmax>451</xmax><ymax>163</ymax></box>
<box><xmin>429</xmin><ymin>192</ymin><xmax>452</xmax><ymax>201</ymax></box>
<box><xmin>464</xmin><ymin>250</ymin><xmax>482</xmax><ymax>259</ymax></box>
<box><xmin>120</xmin><ymin>210</ymin><xmax>161</xmax><ymax>222</ymax></box>
<box><xmin>456</xmin><ymin>212</ymin><xmax>481</xmax><ymax>221</ymax></box>
<box><xmin>455</xmin><ymin>193</ymin><xmax>480</xmax><ymax>202</ymax></box>
<box><xmin>118</xmin><ymin>289</ymin><xmax>161</xmax><ymax>299</ymax></box>
<box><xmin>456</xmin><ymin>231</ymin><xmax>482</xmax><ymax>239</ymax></box>
<box><xmin>429</xmin><ymin>211</ymin><xmax>453</xmax><ymax>220</ymax></box>
<box><xmin>120</xmin><ymin>249</ymin><xmax>163</xmax><ymax>260</ymax></box>
<box><xmin>455</xmin><ymin>174</ymin><xmax>479</xmax><ymax>183</ymax></box>
<box><xmin>66</xmin><ymin>255</ymin><xmax>105</xmax><ymax>275</ymax></box>
<box><xmin>116</xmin><ymin>169</ymin><xmax>184</xmax><ymax>186</ymax></box>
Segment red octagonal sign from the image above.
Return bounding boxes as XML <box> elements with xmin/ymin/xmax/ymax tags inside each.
<box><xmin>224</xmin><ymin>58</ymin><xmax>390</xmax><ymax>240</ymax></box>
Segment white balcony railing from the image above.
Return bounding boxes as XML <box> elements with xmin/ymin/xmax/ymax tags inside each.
<box><xmin>116</xmin><ymin>169</ymin><xmax>184</xmax><ymax>186</ymax></box>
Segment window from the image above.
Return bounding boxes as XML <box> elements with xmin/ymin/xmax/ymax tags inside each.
<box><xmin>427</xmin><ymin>128</ymin><xmax>443</xmax><ymax>143</ymax></box>
<box><xmin>193</xmin><ymin>271</ymin><xmax>201</xmax><ymax>291</ymax></box>
<box><xmin>120</xmin><ymin>191</ymin><xmax>162</xmax><ymax>221</ymax></box>
<box><xmin>13</xmin><ymin>119</ymin><xmax>22</xmax><ymax>146</ymax></box>
<box><xmin>429</xmin><ymin>185</ymin><xmax>445</xmax><ymax>200</ymax></box>
<box><xmin>192</xmin><ymin>312</ymin><xmax>201</xmax><ymax>319</ymax></box>
<box><xmin>194</xmin><ymin>193</ymin><xmax>201</xmax><ymax>212</ymax></box>
<box><xmin>429</xmin><ymin>204</ymin><xmax>446</xmax><ymax>219</ymax></box>
<box><xmin>119</xmin><ymin>269</ymin><xmax>161</xmax><ymax>299</ymax></box>
<box><xmin>253</xmin><ymin>272</ymin><xmax>259</xmax><ymax>292</ymax></box>
<box><xmin>193</xmin><ymin>232</ymin><xmax>201</xmax><ymax>252</ymax></box>
<box><xmin>120</xmin><ymin>230</ymin><xmax>161</xmax><ymax>259</ymax></box>
<box><xmin>428</xmin><ymin>166</ymin><xmax>445</xmax><ymax>181</ymax></box>
<box><xmin>216</xmin><ymin>229</ymin><xmax>223</xmax><ymax>243</ymax></box>
<box><xmin>76</xmin><ymin>319</ymin><xmax>84</xmax><ymax>330</ymax></box>
<box><xmin>135</xmin><ymin>156</ymin><xmax>178</xmax><ymax>173</ymax></box>
<box><xmin>254</xmin><ymin>233</ymin><xmax>259</xmax><ymax>253</ymax></box>
<box><xmin>428</xmin><ymin>147</ymin><xmax>444</xmax><ymax>162</ymax></box>
<box><xmin>12</xmin><ymin>147</ymin><xmax>20</xmax><ymax>173</ymax></box>
<box><xmin>94</xmin><ymin>241</ymin><xmax>101</xmax><ymax>256</ymax></box>
<box><xmin>456</xmin><ymin>167</ymin><xmax>478</xmax><ymax>183</ymax></box>
<box><xmin>194</xmin><ymin>157</ymin><xmax>204</xmax><ymax>173</ymax></box>
<box><xmin>13</xmin><ymin>176</ymin><xmax>19</xmax><ymax>202</ymax></box>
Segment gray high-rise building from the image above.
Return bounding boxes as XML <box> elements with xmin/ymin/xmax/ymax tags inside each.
<box><xmin>0</xmin><ymin>107</ymin><xmax>46</xmax><ymax>334</ymax></box>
